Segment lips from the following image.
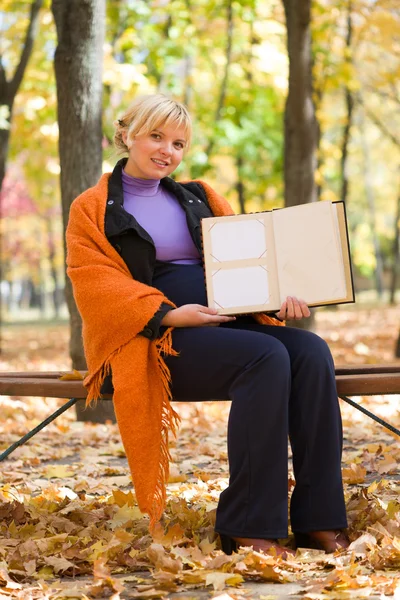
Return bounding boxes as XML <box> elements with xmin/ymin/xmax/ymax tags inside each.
<box><xmin>151</xmin><ymin>158</ymin><xmax>170</xmax><ymax>167</ymax></box>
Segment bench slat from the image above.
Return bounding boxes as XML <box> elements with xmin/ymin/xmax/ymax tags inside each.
<box><xmin>336</xmin><ymin>373</ymin><xmax>400</xmax><ymax>396</ymax></box>
<box><xmin>1</xmin><ymin>364</ymin><xmax>399</xmax><ymax>380</ymax></box>
<box><xmin>334</xmin><ymin>364</ymin><xmax>400</xmax><ymax>375</ymax></box>
<box><xmin>0</xmin><ymin>378</ymin><xmax>87</xmax><ymax>399</ymax></box>
<box><xmin>0</xmin><ymin>373</ymin><xmax>399</xmax><ymax>399</ymax></box>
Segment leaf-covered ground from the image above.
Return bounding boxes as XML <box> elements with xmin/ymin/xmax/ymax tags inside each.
<box><xmin>0</xmin><ymin>305</ymin><xmax>399</xmax><ymax>599</ymax></box>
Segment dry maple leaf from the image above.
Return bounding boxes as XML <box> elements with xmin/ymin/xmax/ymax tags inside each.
<box><xmin>342</xmin><ymin>463</ymin><xmax>367</xmax><ymax>484</ymax></box>
<box><xmin>59</xmin><ymin>370</ymin><xmax>85</xmax><ymax>381</ymax></box>
<box><xmin>205</xmin><ymin>571</ymin><xmax>244</xmax><ymax>591</ymax></box>
<box><xmin>147</xmin><ymin>543</ymin><xmax>182</xmax><ymax>573</ymax></box>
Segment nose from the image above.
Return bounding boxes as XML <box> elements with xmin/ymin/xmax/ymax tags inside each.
<box><xmin>160</xmin><ymin>140</ymin><xmax>173</xmax><ymax>156</ymax></box>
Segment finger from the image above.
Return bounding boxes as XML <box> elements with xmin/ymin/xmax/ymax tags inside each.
<box><xmin>299</xmin><ymin>299</ymin><xmax>311</xmax><ymax>318</ymax></box>
<box><xmin>276</xmin><ymin>300</ymin><xmax>287</xmax><ymax>320</ymax></box>
<box><xmin>199</xmin><ymin>305</ymin><xmax>219</xmax><ymax>315</ymax></box>
<box><xmin>203</xmin><ymin>315</ymin><xmax>230</xmax><ymax>326</ymax></box>
<box><xmin>205</xmin><ymin>314</ymin><xmax>236</xmax><ymax>323</ymax></box>
<box><xmin>292</xmin><ymin>297</ymin><xmax>303</xmax><ymax>320</ymax></box>
<box><xmin>286</xmin><ymin>296</ymin><xmax>295</xmax><ymax>319</ymax></box>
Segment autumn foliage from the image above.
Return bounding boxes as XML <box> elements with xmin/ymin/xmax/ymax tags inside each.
<box><xmin>0</xmin><ymin>306</ymin><xmax>399</xmax><ymax>598</ymax></box>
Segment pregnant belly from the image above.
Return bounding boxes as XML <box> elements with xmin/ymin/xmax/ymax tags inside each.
<box><xmin>152</xmin><ymin>262</ymin><xmax>208</xmax><ymax>307</ymax></box>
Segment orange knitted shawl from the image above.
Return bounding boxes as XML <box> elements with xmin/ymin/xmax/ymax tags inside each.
<box><xmin>66</xmin><ymin>173</ymin><xmax>283</xmax><ymax>528</ymax></box>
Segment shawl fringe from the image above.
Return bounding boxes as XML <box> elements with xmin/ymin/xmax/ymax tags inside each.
<box><xmin>84</xmin><ymin>327</ymin><xmax>180</xmax><ymax>530</ymax></box>
<box><xmin>150</xmin><ymin>328</ymin><xmax>181</xmax><ymax>529</ymax></box>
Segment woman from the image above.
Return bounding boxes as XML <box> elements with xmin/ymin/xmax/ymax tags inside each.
<box><xmin>66</xmin><ymin>94</ymin><xmax>349</xmax><ymax>557</ymax></box>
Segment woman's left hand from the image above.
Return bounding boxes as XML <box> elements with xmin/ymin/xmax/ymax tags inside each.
<box><xmin>275</xmin><ymin>296</ymin><xmax>311</xmax><ymax>321</ymax></box>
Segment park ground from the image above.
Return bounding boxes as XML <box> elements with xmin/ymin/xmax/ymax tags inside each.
<box><xmin>0</xmin><ymin>304</ymin><xmax>399</xmax><ymax>599</ymax></box>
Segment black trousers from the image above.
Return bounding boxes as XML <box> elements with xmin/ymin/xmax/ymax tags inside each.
<box><xmin>164</xmin><ymin>319</ymin><xmax>348</xmax><ymax>539</ymax></box>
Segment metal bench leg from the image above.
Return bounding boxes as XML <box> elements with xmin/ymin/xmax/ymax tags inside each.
<box><xmin>0</xmin><ymin>397</ymin><xmax>80</xmax><ymax>462</ymax></box>
<box><xmin>339</xmin><ymin>395</ymin><xmax>400</xmax><ymax>437</ymax></box>
<box><xmin>0</xmin><ymin>395</ymin><xmax>397</xmax><ymax>464</ymax></box>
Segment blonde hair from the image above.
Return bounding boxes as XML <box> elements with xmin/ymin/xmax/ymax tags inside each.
<box><xmin>114</xmin><ymin>94</ymin><xmax>192</xmax><ymax>153</ymax></box>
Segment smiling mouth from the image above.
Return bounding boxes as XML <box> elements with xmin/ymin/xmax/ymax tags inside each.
<box><xmin>151</xmin><ymin>159</ymin><xmax>169</xmax><ymax>167</ymax></box>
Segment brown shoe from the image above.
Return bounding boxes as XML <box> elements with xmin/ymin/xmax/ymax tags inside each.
<box><xmin>295</xmin><ymin>530</ymin><xmax>349</xmax><ymax>553</ymax></box>
<box><xmin>220</xmin><ymin>534</ymin><xmax>295</xmax><ymax>558</ymax></box>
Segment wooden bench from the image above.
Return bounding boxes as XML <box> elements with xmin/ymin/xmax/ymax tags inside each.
<box><xmin>0</xmin><ymin>364</ymin><xmax>399</xmax><ymax>462</ymax></box>
<box><xmin>1</xmin><ymin>364</ymin><xmax>400</xmax><ymax>399</ymax></box>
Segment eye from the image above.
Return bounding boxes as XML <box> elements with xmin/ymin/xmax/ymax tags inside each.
<box><xmin>151</xmin><ymin>133</ymin><xmax>161</xmax><ymax>140</ymax></box>
<box><xmin>174</xmin><ymin>141</ymin><xmax>185</xmax><ymax>149</ymax></box>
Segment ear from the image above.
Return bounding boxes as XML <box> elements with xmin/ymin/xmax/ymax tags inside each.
<box><xmin>122</xmin><ymin>131</ymin><xmax>131</xmax><ymax>148</ymax></box>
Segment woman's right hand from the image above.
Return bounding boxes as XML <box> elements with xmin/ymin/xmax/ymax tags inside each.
<box><xmin>161</xmin><ymin>304</ymin><xmax>236</xmax><ymax>328</ymax></box>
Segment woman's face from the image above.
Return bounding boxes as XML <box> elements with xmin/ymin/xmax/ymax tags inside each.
<box><xmin>123</xmin><ymin>122</ymin><xmax>187</xmax><ymax>179</ymax></box>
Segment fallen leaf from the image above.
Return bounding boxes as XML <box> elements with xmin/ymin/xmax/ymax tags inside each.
<box><xmin>205</xmin><ymin>571</ymin><xmax>244</xmax><ymax>591</ymax></box>
<box><xmin>42</xmin><ymin>465</ymin><xmax>75</xmax><ymax>479</ymax></box>
<box><xmin>342</xmin><ymin>463</ymin><xmax>367</xmax><ymax>484</ymax></box>
<box><xmin>59</xmin><ymin>370</ymin><xmax>85</xmax><ymax>381</ymax></box>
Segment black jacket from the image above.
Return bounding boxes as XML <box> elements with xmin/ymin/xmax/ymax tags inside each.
<box><xmin>104</xmin><ymin>158</ymin><xmax>214</xmax><ymax>340</ymax></box>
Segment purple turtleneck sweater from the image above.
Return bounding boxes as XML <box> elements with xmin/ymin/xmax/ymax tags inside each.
<box><xmin>122</xmin><ymin>170</ymin><xmax>201</xmax><ymax>265</ymax></box>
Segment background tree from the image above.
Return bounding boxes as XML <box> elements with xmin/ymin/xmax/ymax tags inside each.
<box><xmin>282</xmin><ymin>0</ymin><xmax>318</xmax><ymax>208</ymax></box>
<box><xmin>0</xmin><ymin>0</ymin><xmax>43</xmax><ymax>191</ymax></box>
<box><xmin>51</xmin><ymin>0</ymin><xmax>114</xmax><ymax>422</ymax></box>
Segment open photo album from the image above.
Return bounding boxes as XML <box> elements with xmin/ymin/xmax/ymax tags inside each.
<box><xmin>201</xmin><ymin>200</ymin><xmax>355</xmax><ymax>315</ymax></box>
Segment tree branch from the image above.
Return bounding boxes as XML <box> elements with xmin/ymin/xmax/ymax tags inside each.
<box><xmin>363</xmin><ymin>83</ymin><xmax>400</xmax><ymax>108</ymax></box>
<box><xmin>357</xmin><ymin>95</ymin><xmax>400</xmax><ymax>147</ymax></box>
<box><xmin>9</xmin><ymin>0</ymin><xmax>44</xmax><ymax>100</ymax></box>
<box><xmin>0</xmin><ymin>59</ymin><xmax>7</xmax><ymax>102</ymax></box>
<box><xmin>205</xmin><ymin>0</ymin><xmax>234</xmax><ymax>158</ymax></box>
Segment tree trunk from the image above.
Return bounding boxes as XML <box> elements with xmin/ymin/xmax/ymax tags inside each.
<box><xmin>340</xmin><ymin>1</ymin><xmax>354</xmax><ymax>205</ymax></box>
<box><xmin>0</xmin><ymin>0</ymin><xmax>43</xmax><ymax>192</ymax></box>
<box><xmin>204</xmin><ymin>0</ymin><xmax>234</xmax><ymax>160</ymax></box>
<box><xmin>389</xmin><ymin>176</ymin><xmax>400</xmax><ymax>305</ymax></box>
<box><xmin>43</xmin><ymin>216</ymin><xmax>61</xmax><ymax>318</ymax></box>
<box><xmin>52</xmin><ymin>0</ymin><xmax>115</xmax><ymax>423</ymax></box>
<box><xmin>282</xmin><ymin>0</ymin><xmax>317</xmax><ymax>330</ymax></box>
<box><xmin>360</xmin><ymin>116</ymin><xmax>384</xmax><ymax>299</ymax></box>
<box><xmin>0</xmin><ymin>127</ymin><xmax>11</xmax><ymax>193</ymax></box>
<box><xmin>236</xmin><ymin>154</ymin><xmax>246</xmax><ymax>213</ymax></box>
<box><xmin>314</xmin><ymin>88</ymin><xmax>323</xmax><ymax>201</ymax></box>
<box><xmin>395</xmin><ymin>330</ymin><xmax>400</xmax><ymax>358</ymax></box>
<box><xmin>282</xmin><ymin>0</ymin><xmax>318</xmax><ymax>208</ymax></box>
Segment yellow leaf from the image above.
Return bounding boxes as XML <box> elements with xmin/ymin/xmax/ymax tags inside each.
<box><xmin>110</xmin><ymin>504</ymin><xmax>143</xmax><ymax>528</ymax></box>
<box><xmin>152</xmin><ymin>522</ymin><xmax>187</xmax><ymax>546</ymax></box>
<box><xmin>35</xmin><ymin>565</ymin><xmax>54</xmax><ymax>580</ymax></box>
<box><xmin>377</xmin><ymin>455</ymin><xmax>397</xmax><ymax>475</ymax></box>
<box><xmin>59</xmin><ymin>369</ymin><xmax>85</xmax><ymax>381</ymax></box>
<box><xmin>342</xmin><ymin>463</ymin><xmax>366</xmax><ymax>484</ymax></box>
<box><xmin>205</xmin><ymin>571</ymin><xmax>244</xmax><ymax>591</ymax></box>
<box><xmin>225</xmin><ymin>574</ymin><xmax>244</xmax><ymax>587</ymax></box>
<box><xmin>114</xmin><ymin>528</ymin><xmax>134</xmax><ymax>543</ymax></box>
<box><xmin>42</xmin><ymin>465</ymin><xmax>75</xmax><ymax>479</ymax></box>
<box><xmin>111</xmin><ymin>489</ymin><xmax>136</xmax><ymax>507</ymax></box>
<box><xmin>181</xmin><ymin>571</ymin><xmax>206</xmax><ymax>584</ymax></box>
<box><xmin>387</xmin><ymin>501</ymin><xmax>400</xmax><ymax>519</ymax></box>
<box><xmin>44</xmin><ymin>556</ymin><xmax>75</xmax><ymax>573</ymax></box>
<box><xmin>89</xmin><ymin>541</ymin><xmax>106</xmax><ymax>561</ymax></box>
<box><xmin>200</xmin><ymin>537</ymin><xmax>217</xmax><ymax>554</ymax></box>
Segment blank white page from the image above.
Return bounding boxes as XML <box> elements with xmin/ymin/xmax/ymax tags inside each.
<box><xmin>210</xmin><ymin>219</ymin><xmax>266</xmax><ymax>262</ymax></box>
<box><xmin>272</xmin><ymin>202</ymin><xmax>346</xmax><ymax>305</ymax></box>
<box><xmin>212</xmin><ymin>266</ymin><xmax>270</xmax><ymax>309</ymax></box>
